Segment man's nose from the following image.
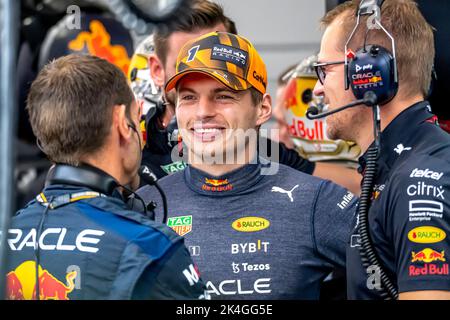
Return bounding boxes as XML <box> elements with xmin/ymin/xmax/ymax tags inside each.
<box><xmin>313</xmin><ymin>79</ymin><xmax>324</xmax><ymax>97</ymax></box>
<box><xmin>196</xmin><ymin>97</ymin><xmax>216</xmax><ymax>119</ymax></box>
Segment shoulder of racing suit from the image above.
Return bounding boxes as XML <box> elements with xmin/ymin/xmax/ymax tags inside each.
<box><xmin>366</xmin><ymin>110</ymin><xmax>450</xmax><ymax>295</ymax></box>
<box><xmin>6</xmin><ymin>185</ymin><xmax>205</xmax><ymax>300</ymax></box>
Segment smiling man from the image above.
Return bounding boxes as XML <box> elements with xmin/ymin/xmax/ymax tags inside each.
<box><xmin>136</xmin><ymin>0</ymin><xmax>361</xmax><ymax>195</ymax></box>
<box><xmin>137</xmin><ymin>31</ymin><xmax>358</xmax><ymax>299</ymax></box>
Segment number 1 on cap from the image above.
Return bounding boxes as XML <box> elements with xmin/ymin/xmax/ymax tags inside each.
<box><xmin>187</xmin><ymin>45</ymin><xmax>200</xmax><ymax>63</ymax></box>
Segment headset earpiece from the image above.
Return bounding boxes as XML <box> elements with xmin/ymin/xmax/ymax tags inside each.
<box><xmin>346</xmin><ymin>44</ymin><xmax>398</xmax><ymax>105</ymax></box>
<box><xmin>345</xmin><ymin>63</ymin><xmax>350</xmax><ymax>90</ymax></box>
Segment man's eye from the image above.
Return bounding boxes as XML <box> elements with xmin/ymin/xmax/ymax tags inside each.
<box><xmin>181</xmin><ymin>95</ymin><xmax>195</xmax><ymax>101</ymax></box>
<box><xmin>217</xmin><ymin>95</ymin><xmax>234</xmax><ymax>100</ymax></box>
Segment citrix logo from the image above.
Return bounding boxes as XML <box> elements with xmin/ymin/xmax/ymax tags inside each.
<box><xmin>407</xmin><ymin>182</ymin><xmax>445</xmax><ymax>200</ymax></box>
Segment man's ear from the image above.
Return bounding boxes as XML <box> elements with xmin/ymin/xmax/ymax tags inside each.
<box><xmin>256</xmin><ymin>93</ymin><xmax>272</xmax><ymax>127</ymax></box>
<box><xmin>149</xmin><ymin>54</ymin><xmax>165</xmax><ymax>88</ymax></box>
<box><xmin>114</xmin><ymin>104</ymin><xmax>132</xmax><ymax>141</ymax></box>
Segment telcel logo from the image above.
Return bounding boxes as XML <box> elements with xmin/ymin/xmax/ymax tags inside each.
<box><xmin>408</xmin><ymin>226</ymin><xmax>446</xmax><ymax>244</ymax></box>
<box><xmin>232</xmin><ymin>217</ymin><xmax>270</xmax><ymax>232</ymax></box>
<box><xmin>410</xmin><ymin>168</ymin><xmax>443</xmax><ymax>180</ymax></box>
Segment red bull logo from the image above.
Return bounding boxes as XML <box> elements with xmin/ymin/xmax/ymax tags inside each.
<box><xmin>409</xmin><ymin>248</ymin><xmax>448</xmax><ymax>277</ymax></box>
<box><xmin>202</xmin><ymin>178</ymin><xmax>233</xmax><ymax>192</ymax></box>
<box><xmin>139</xmin><ymin>119</ymin><xmax>147</xmax><ymax>146</ymax></box>
<box><xmin>289</xmin><ymin>118</ymin><xmax>325</xmax><ymax>141</ymax></box>
<box><xmin>6</xmin><ymin>261</ymin><xmax>77</xmax><ymax>300</ymax></box>
<box><xmin>284</xmin><ymin>79</ymin><xmax>299</xmax><ymax>113</ymax></box>
<box><xmin>68</xmin><ymin>20</ymin><xmax>131</xmax><ymax>75</ymax></box>
<box><xmin>369</xmin><ymin>76</ymin><xmax>382</xmax><ymax>83</ymax></box>
<box><xmin>411</xmin><ymin>248</ymin><xmax>446</xmax><ymax>263</ymax></box>
<box><xmin>409</xmin><ymin>263</ymin><xmax>449</xmax><ymax>277</ymax></box>
<box><xmin>284</xmin><ymin>77</ymin><xmax>317</xmax><ymax>118</ymax></box>
<box><xmin>205</xmin><ymin>178</ymin><xmax>229</xmax><ymax>186</ymax></box>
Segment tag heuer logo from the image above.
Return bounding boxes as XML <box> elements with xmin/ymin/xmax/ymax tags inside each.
<box><xmin>167</xmin><ymin>215</ymin><xmax>192</xmax><ymax>236</ymax></box>
<box><xmin>161</xmin><ymin>161</ymin><xmax>187</xmax><ymax>175</ymax></box>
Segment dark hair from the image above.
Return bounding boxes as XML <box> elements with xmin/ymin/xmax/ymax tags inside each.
<box><xmin>154</xmin><ymin>0</ymin><xmax>237</xmax><ymax>66</ymax></box>
<box><xmin>27</xmin><ymin>54</ymin><xmax>134</xmax><ymax>165</ymax></box>
<box><xmin>322</xmin><ymin>0</ymin><xmax>435</xmax><ymax>98</ymax></box>
<box><xmin>250</xmin><ymin>87</ymin><xmax>263</xmax><ymax>106</ymax></box>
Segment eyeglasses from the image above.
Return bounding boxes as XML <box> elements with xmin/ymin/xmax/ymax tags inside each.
<box><xmin>313</xmin><ymin>60</ymin><xmax>345</xmax><ymax>85</ymax></box>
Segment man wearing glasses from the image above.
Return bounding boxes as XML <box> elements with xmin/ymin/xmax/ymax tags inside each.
<box><xmin>314</xmin><ymin>0</ymin><xmax>450</xmax><ymax>299</ymax></box>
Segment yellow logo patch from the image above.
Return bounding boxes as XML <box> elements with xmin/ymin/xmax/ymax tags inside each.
<box><xmin>232</xmin><ymin>217</ymin><xmax>270</xmax><ymax>232</ymax></box>
<box><xmin>408</xmin><ymin>226</ymin><xmax>446</xmax><ymax>244</ymax></box>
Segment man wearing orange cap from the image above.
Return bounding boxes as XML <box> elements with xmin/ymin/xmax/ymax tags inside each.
<box><xmin>137</xmin><ymin>32</ymin><xmax>357</xmax><ymax>299</ymax></box>
<box><xmin>139</xmin><ymin>0</ymin><xmax>361</xmax><ymax>195</ymax></box>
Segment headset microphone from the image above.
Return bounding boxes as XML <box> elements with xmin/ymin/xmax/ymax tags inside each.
<box><xmin>342</xmin><ymin>0</ymin><xmax>398</xmax><ymax>300</ymax></box>
<box><xmin>306</xmin><ymin>91</ymin><xmax>378</xmax><ymax>120</ymax></box>
<box><xmin>138</xmin><ymin>165</ymin><xmax>168</xmax><ymax>224</ymax></box>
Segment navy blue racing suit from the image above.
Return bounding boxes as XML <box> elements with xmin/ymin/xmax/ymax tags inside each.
<box><xmin>347</xmin><ymin>101</ymin><xmax>450</xmax><ymax>299</ymax></box>
<box><xmin>6</xmin><ymin>180</ymin><xmax>207</xmax><ymax>300</ymax></box>
<box><xmin>137</xmin><ymin>159</ymin><xmax>357</xmax><ymax>299</ymax></box>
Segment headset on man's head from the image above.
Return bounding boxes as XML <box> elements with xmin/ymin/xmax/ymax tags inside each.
<box><xmin>344</xmin><ymin>0</ymin><xmax>398</xmax><ymax>106</ymax></box>
<box><xmin>345</xmin><ymin>0</ymin><xmax>400</xmax><ymax>300</ymax></box>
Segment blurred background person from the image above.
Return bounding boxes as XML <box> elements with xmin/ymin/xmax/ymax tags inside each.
<box><xmin>271</xmin><ymin>64</ymin><xmax>297</xmax><ymax>149</ymax></box>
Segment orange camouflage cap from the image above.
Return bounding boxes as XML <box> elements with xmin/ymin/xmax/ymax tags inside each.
<box><xmin>165</xmin><ymin>31</ymin><xmax>267</xmax><ymax>95</ymax></box>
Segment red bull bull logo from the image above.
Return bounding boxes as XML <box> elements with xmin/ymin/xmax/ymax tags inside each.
<box><xmin>284</xmin><ymin>79</ymin><xmax>299</xmax><ymax>114</ymax></box>
<box><xmin>284</xmin><ymin>77</ymin><xmax>317</xmax><ymax>118</ymax></box>
<box><xmin>205</xmin><ymin>178</ymin><xmax>229</xmax><ymax>187</ymax></box>
<box><xmin>68</xmin><ymin>20</ymin><xmax>131</xmax><ymax>75</ymax></box>
<box><xmin>369</xmin><ymin>76</ymin><xmax>382</xmax><ymax>83</ymax></box>
<box><xmin>202</xmin><ymin>178</ymin><xmax>233</xmax><ymax>192</ymax></box>
<box><xmin>139</xmin><ymin>119</ymin><xmax>147</xmax><ymax>146</ymax></box>
<box><xmin>409</xmin><ymin>248</ymin><xmax>448</xmax><ymax>277</ymax></box>
<box><xmin>6</xmin><ymin>261</ymin><xmax>77</xmax><ymax>300</ymax></box>
<box><xmin>411</xmin><ymin>248</ymin><xmax>445</xmax><ymax>263</ymax></box>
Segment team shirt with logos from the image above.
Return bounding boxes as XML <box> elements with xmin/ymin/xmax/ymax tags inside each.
<box><xmin>137</xmin><ymin>160</ymin><xmax>357</xmax><ymax>299</ymax></box>
<box><xmin>347</xmin><ymin>101</ymin><xmax>450</xmax><ymax>299</ymax></box>
<box><xmin>6</xmin><ymin>184</ymin><xmax>207</xmax><ymax>300</ymax></box>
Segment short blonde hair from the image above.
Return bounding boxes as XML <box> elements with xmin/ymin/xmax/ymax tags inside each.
<box><xmin>321</xmin><ymin>0</ymin><xmax>435</xmax><ymax>98</ymax></box>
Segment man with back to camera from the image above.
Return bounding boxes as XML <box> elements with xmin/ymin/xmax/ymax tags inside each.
<box><xmin>5</xmin><ymin>54</ymin><xmax>207</xmax><ymax>300</ymax></box>
<box><xmin>137</xmin><ymin>31</ymin><xmax>359</xmax><ymax>299</ymax></box>
<box><xmin>134</xmin><ymin>0</ymin><xmax>361</xmax><ymax>194</ymax></box>
<box><xmin>314</xmin><ymin>0</ymin><xmax>450</xmax><ymax>299</ymax></box>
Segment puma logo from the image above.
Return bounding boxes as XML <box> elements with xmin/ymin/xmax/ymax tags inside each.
<box><xmin>394</xmin><ymin>144</ymin><xmax>412</xmax><ymax>155</ymax></box>
<box><xmin>271</xmin><ymin>185</ymin><xmax>299</xmax><ymax>202</ymax></box>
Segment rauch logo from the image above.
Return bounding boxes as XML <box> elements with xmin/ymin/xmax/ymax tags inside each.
<box><xmin>232</xmin><ymin>217</ymin><xmax>270</xmax><ymax>232</ymax></box>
